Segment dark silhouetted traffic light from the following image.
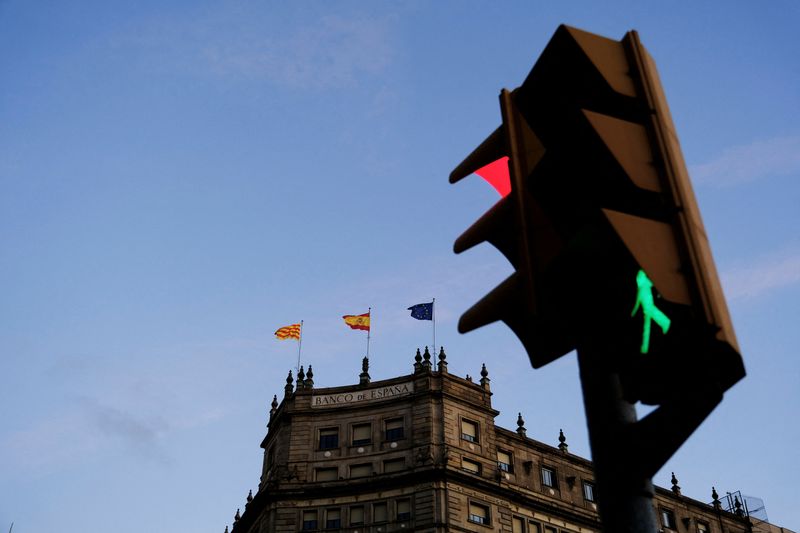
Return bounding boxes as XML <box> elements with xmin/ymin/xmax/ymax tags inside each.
<box><xmin>450</xmin><ymin>25</ymin><xmax>744</xmax><ymax>409</ymax></box>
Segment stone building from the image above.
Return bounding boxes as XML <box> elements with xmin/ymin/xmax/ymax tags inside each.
<box><xmin>225</xmin><ymin>348</ymin><xmax>787</xmax><ymax>533</ymax></box>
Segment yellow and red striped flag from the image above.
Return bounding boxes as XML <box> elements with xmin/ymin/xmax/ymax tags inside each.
<box><xmin>342</xmin><ymin>312</ymin><xmax>370</xmax><ymax>331</ymax></box>
<box><xmin>275</xmin><ymin>323</ymin><xmax>302</xmax><ymax>341</ymax></box>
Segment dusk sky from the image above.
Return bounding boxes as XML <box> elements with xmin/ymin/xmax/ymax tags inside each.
<box><xmin>1</xmin><ymin>2</ymin><xmax>799</xmax><ymax>532</ymax></box>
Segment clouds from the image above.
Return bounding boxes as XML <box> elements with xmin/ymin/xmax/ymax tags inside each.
<box><xmin>2</xmin><ymin>409</ymin><xmax>99</xmax><ymax>475</ymax></box>
<box><xmin>203</xmin><ymin>14</ymin><xmax>393</xmax><ymax>89</ymax></box>
<box><xmin>1</xmin><ymin>396</ymin><xmax>170</xmax><ymax>475</ymax></box>
<box><xmin>120</xmin><ymin>8</ymin><xmax>395</xmax><ymax>90</ymax></box>
<box><xmin>0</xmin><ymin>342</ymin><xmax>238</xmax><ymax>477</ymax></box>
<box><xmin>78</xmin><ymin>397</ymin><xmax>171</xmax><ymax>462</ymax></box>
<box><xmin>690</xmin><ymin>135</ymin><xmax>800</xmax><ymax>187</ymax></box>
<box><xmin>722</xmin><ymin>247</ymin><xmax>800</xmax><ymax>301</ymax></box>
<box><xmin>688</xmin><ymin>135</ymin><xmax>800</xmax><ymax>301</ymax></box>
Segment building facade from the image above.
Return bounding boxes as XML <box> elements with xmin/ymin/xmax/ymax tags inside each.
<box><xmin>227</xmin><ymin>348</ymin><xmax>786</xmax><ymax>533</ymax></box>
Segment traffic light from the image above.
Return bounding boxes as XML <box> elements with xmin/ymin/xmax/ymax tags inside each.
<box><xmin>450</xmin><ymin>87</ymin><xmax>573</xmax><ymax>369</ymax></box>
<box><xmin>450</xmin><ymin>25</ymin><xmax>745</xmax><ymax>410</ymax></box>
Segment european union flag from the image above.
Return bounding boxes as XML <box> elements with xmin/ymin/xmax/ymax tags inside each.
<box><xmin>408</xmin><ymin>302</ymin><xmax>433</xmax><ymax>320</ymax></box>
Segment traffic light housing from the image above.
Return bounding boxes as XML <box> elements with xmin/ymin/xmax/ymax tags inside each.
<box><xmin>450</xmin><ymin>88</ymin><xmax>573</xmax><ymax>369</ymax></box>
<box><xmin>450</xmin><ymin>25</ymin><xmax>745</xmax><ymax>410</ymax></box>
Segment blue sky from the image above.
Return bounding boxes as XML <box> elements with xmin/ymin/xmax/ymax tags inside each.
<box><xmin>1</xmin><ymin>1</ymin><xmax>799</xmax><ymax>531</ymax></box>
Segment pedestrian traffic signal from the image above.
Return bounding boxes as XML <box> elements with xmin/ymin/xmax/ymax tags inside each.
<box><xmin>450</xmin><ymin>25</ymin><xmax>745</xmax><ymax>406</ymax></box>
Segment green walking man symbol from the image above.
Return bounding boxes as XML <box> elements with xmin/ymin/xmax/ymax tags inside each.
<box><xmin>631</xmin><ymin>269</ymin><xmax>671</xmax><ymax>354</ymax></box>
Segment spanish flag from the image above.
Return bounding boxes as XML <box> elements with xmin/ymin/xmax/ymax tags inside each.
<box><xmin>342</xmin><ymin>312</ymin><xmax>370</xmax><ymax>331</ymax></box>
<box><xmin>275</xmin><ymin>323</ymin><xmax>302</xmax><ymax>340</ymax></box>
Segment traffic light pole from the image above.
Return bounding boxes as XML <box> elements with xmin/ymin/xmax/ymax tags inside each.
<box><xmin>577</xmin><ymin>345</ymin><xmax>659</xmax><ymax>533</ymax></box>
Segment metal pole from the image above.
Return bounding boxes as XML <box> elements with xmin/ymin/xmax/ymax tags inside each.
<box><xmin>432</xmin><ymin>298</ymin><xmax>436</xmax><ymax>356</ymax></box>
<box><xmin>366</xmin><ymin>308</ymin><xmax>371</xmax><ymax>358</ymax></box>
<box><xmin>577</xmin><ymin>345</ymin><xmax>658</xmax><ymax>533</ymax></box>
<box><xmin>296</xmin><ymin>320</ymin><xmax>303</xmax><ymax>373</ymax></box>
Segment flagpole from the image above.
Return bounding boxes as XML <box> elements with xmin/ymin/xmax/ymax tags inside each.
<box><xmin>296</xmin><ymin>320</ymin><xmax>303</xmax><ymax>373</ymax></box>
<box><xmin>366</xmin><ymin>308</ymin><xmax>371</xmax><ymax>359</ymax></box>
<box><xmin>432</xmin><ymin>298</ymin><xmax>436</xmax><ymax>356</ymax></box>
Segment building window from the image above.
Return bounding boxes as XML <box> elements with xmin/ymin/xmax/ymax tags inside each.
<box><xmin>373</xmin><ymin>502</ymin><xmax>388</xmax><ymax>522</ymax></box>
<box><xmin>462</xmin><ymin>457</ymin><xmax>481</xmax><ymax>474</ymax></box>
<box><xmin>315</xmin><ymin>467</ymin><xmax>338</xmax><ymax>482</ymax></box>
<box><xmin>349</xmin><ymin>506</ymin><xmax>364</xmax><ymax>526</ymax></box>
<box><xmin>350</xmin><ymin>463</ymin><xmax>373</xmax><ymax>478</ymax></box>
<box><xmin>529</xmin><ymin>521</ymin><xmax>542</xmax><ymax>533</ymax></box>
<box><xmin>541</xmin><ymin>466</ymin><xmax>557</xmax><ymax>488</ymax></box>
<box><xmin>396</xmin><ymin>499</ymin><xmax>411</xmax><ymax>521</ymax></box>
<box><xmin>385</xmin><ymin>418</ymin><xmax>404</xmax><ymax>441</ymax></box>
<box><xmin>583</xmin><ymin>480</ymin><xmax>596</xmax><ymax>502</ymax></box>
<box><xmin>468</xmin><ymin>502</ymin><xmax>490</xmax><ymax>525</ymax></box>
<box><xmin>461</xmin><ymin>419</ymin><xmax>478</xmax><ymax>443</ymax></box>
<box><xmin>661</xmin><ymin>508</ymin><xmax>677</xmax><ymax>530</ymax></box>
<box><xmin>697</xmin><ymin>522</ymin><xmax>709</xmax><ymax>533</ymax></box>
<box><xmin>318</xmin><ymin>427</ymin><xmax>339</xmax><ymax>449</ymax></box>
<box><xmin>325</xmin><ymin>508</ymin><xmax>341</xmax><ymax>529</ymax></box>
<box><xmin>383</xmin><ymin>458</ymin><xmax>405</xmax><ymax>473</ymax></box>
<box><xmin>352</xmin><ymin>423</ymin><xmax>371</xmax><ymax>446</ymax></box>
<box><xmin>497</xmin><ymin>450</ymin><xmax>513</xmax><ymax>472</ymax></box>
<box><xmin>302</xmin><ymin>510</ymin><xmax>318</xmax><ymax>530</ymax></box>
<box><xmin>544</xmin><ymin>526</ymin><xmax>557</xmax><ymax>533</ymax></box>
<box><xmin>512</xmin><ymin>517</ymin><xmax>525</xmax><ymax>533</ymax></box>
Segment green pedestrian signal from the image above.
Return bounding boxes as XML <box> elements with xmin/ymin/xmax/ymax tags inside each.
<box><xmin>631</xmin><ymin>270</ymin><xmax>671</xmax><ymax>354</ymax></box>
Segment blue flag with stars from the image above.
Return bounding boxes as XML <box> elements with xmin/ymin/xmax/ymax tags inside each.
<box><xmin>408</xmin><ymin>302</ymin><xmax>433</xmax><ymax>320</ymax></box>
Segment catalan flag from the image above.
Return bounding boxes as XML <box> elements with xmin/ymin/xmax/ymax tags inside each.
<box><xmin>342</xmin><ymin>312</ymin><xmax>370</xmax><ymax>331</ymax></box>
<box><xmin>275</xmin><ymin>323</ymin><xmax>302</xmax><ymax>341</ymax></box>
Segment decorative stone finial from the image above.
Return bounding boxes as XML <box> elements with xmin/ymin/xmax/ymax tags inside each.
<box><xmin>479</xmin><ymin>363</ymin><xmax>490</xmax><ymax>390</ymax></box>
<box><xmin>269</xmin><ymin>394</ymin><xmax>278</xmax><ymax>417</ymax></box>
<box><xmin>437</xmin><ymin>346</ymin><xmax>448</xmax><ymax>373</ymax></box>
<box><xmin>558</xmin><ymin>429</ymin><xmax>568</xmax><ymax>453</ymax></box>
<box><xmin>671</xmin><ymin>472</ymin><xmax>681</xmax><ymax>495</ymax></box>
<box><xmin>712</xmin><ymin>487</ymin><xmax>721</xmax><ymax>510</ymax></box>
<box><xmin>284</xmin><ymin>370</ymin><xmax>294</xmax><ymax>397</ymax></box>
<box><xmin>247</xmin><ymin>489</ymin><xmax>253</xmax><ymax>503</ymax></box>
<box><xmin>422</xmin><ymin>346</ymin><xmax>432</xmax><ymax>370</ymax></box>
<box><xmin>466</xmin><ymin>374</ymin><xmax>472</xmax><ymax>382</ymax></box>
<box><xmin>234</xmin><ymin>508</ymin><xmax>240</xmax><ymax>522</ymax></box>
<box><xmin>224</xmin><ymin>526</ymin><xmax>229</xmax><ymax>533</ymax></box>
<box><xmin>304</xmin><ymin>365</ymin><xmax>314</xmax><ymax>388</ymax></box>
<box><xmin>360</xmin><ymin>356</ymin><xmax>371</xmax><ymax>385</ymax></box>
<box><xmin>517</xmin><ymin>413</ymin><xmax>527</xmax><ymax>437</ymax></box>
<box><xmin>414</xmin><ymin>348</ymin><xmax>423</xmax><ymax>373</ymax></box>
<box><xmin>734</xmin><ymin>495</ymin><xmax>744</xmax><ymax>517</ymax></box>
<box><xmin>296</xmin><ymin>366</ymin><xmax>305</xmax><ymax>390</ymax></box>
